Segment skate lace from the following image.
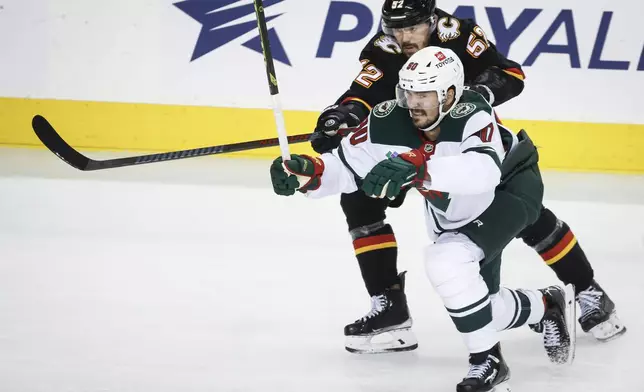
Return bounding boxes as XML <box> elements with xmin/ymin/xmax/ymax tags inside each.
<box><xmin>543</xmin><ymin>319</ymin><xmax>561</xmax><ymax>347</ymax></box>
<box><xmin>360</xmin><ymin>295</ymin><xmax>388</xmax><ymax>321</ymax></box>
<box><xmin>466</xmin><ymin>359</ymin><xmax>492</xmax><ymax>379</ymax></box>
<box><xmin>577</xmin><ymin>288</ymin><xmax>602</xmax><ymax>318</ymax></box>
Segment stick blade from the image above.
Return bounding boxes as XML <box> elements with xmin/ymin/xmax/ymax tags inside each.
<box><xmin>32</xmin><ymin>115</ymin><xmax>91</xmax><ymax>171</ymax></box>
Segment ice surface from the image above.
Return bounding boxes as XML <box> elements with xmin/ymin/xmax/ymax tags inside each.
<box><xmin>0</xmin><ymin>147</ymin><xmax>642</xmax><ymax>392</ymax></box>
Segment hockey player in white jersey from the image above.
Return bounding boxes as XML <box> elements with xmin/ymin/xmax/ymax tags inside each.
<box><xmin>270</xmin><ymin>46</ymin><xmax>576</xmax><ymax>392</ymax></box>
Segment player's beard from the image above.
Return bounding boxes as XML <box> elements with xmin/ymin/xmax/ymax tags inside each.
<box><xmin>402</xmin><ymin>44</ymin><xmax>420</xmax><ymax>57</ymax></box>
<box><xmin>401</xmin><ymin>32</ymin><xmax>431</xmax><ymax>57</ymax></box>
<box><xmin>410</xmin><ymin>108</ymin><xmax>439</xmax><ymax>129</ymax></box>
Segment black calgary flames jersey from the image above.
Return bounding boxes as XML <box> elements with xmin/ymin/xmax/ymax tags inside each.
<box><xmin>336</xmin><ymin>8</ymin><xmax>525</xmax><ymax>111</ymax></box>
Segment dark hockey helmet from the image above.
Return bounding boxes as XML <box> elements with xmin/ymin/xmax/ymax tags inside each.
<box><xmin>381</xmin><ymin>0</ymin><xmax>437</xmax><ymax>34</ymax></box>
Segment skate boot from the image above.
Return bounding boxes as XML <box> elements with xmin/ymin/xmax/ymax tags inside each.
<box><xmin>456</xmin><ymin>343</ymin><xmax>511</xmax><ymax>392</ymax></box>
<box><xmin>531</xmin><ymin>285</ymin><xmax>576</xmax><ymax>365</ymax></box>
<box><xmin>344</xmin><ymin>272</ymin><xmax>418</xmax><ymax>353</ymax></box>
<box><xmin>576</xmin><ymin>280</ymin><xmax>626</xmax><ymax>341</ymax></box>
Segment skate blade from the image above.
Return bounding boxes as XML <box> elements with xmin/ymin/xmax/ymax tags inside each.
<box><xmin>345</xmin><ymin>327</ymin><xmax>418</xmax><ymax>354</ymax></box>
<box><xmin>590</xmin><ymin>312</ymin><xmax>627</xmax><ymax>342</ymax></box>
<box><xmin>563</xmin><ymin>283</ymin><xmax>577</xmax><ymax>365</ymax></box>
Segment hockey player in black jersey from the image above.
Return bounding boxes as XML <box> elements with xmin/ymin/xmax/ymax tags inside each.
<box><xmin>309</xmin><ymin>0</ymin><xmax>625</xmax><ymax>353</ymax></box>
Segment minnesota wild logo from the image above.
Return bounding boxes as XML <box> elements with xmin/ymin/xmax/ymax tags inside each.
<box><xmin>450</xmin><ymin>103</ymin><xmax>477</xmax><ymax>119</ymax></box>
<box><xmin>373</xmin><ymin>100</ymin><xmax>397</xmax><ymax>118</ymax></box>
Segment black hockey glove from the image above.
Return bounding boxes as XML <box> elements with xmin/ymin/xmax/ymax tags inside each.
<box><xmin>310</xmin><ymin>104</ymin><xmax>364</xmax><ymax>154</ymax></box>
<box><xmin>466</xmin><ymin>84</ymin><xmax>495</xmax><ymax>105</ymax></box>
<box><xmin>388</xmin><ymin>186</ymin><xmax>410</xmax><ymax>208</ymax></box>
<box><xmin>467</xmin><ymin>66</ymin><xmax>525</xmax><ymax>106</ymax></box>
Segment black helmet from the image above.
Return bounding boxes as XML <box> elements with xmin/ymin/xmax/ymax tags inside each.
<box><xmin>381</xmin><ymin>0</ymin><xmax>437</xmax><ymax>34</ymax></box>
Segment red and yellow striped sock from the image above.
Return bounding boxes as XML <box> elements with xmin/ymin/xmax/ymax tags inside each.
<box><xmin>352</xmin><ymin>226</ymin><xmax>399</xmax><ymax>296</ymax></box>
<box><xmin>353</xmin><ymin>234</ymin><xmax>397</xmax><ymax>256</ymax></box>
<box><xmin>540</xmin><ymin>230</ymin><xmax>578</xmax><ymax>266</ymax></box>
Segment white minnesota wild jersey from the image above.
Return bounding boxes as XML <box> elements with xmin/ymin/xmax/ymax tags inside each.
<box><xmin>306</xmin><ymin>90</ymin><xmax>515</xmax><ymax>237</ymax></box>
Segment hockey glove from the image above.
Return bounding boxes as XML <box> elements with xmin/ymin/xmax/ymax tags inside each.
<box><xmin>465</xmin><ymin>84</ymin><xmax>495</xmax><ymax>105</ymax></box>
<box><xmin>388</xmin><ymin>186</ymin><xmax>411</xmax><ymax>208</ymax></box>
<box><xmin>361</xmin><ymin>147</ymin><xmax>433</xmax><ymax>200</ymax></box>
<box><xmin>270</xmin><ymin>154</ymin><xmax>325</xmax><ymax>196</ymax></box>
<box><xmin>310</xmin><ymin>103</ymin><xmax>364</xmax><ymax>154</ymax></box>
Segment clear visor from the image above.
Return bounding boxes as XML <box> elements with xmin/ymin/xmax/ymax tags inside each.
<box><xmin>396</xmin><ymin>85</ymin><xmax>442</xmax><ymax>110</ymax></box>
<box><xmin>382</xmin><ymin>15</ymin><xmax>435</xmax><ymax>36</ymax></box>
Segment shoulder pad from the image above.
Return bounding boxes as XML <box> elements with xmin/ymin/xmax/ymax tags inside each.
<box><xmin>371</xmin><ymin>99</ymin><xmax>398</xmax><ymax>119</ymax></box>
<box><xmin>448</xmin><ymin>90</ymin><xmax>492</xmax><ymax>122</ymax></box>
<box><xmin>372</xmin><ymin>34</ymin><xmax>402</xmax><ymax>55</ymax></box>
<box><xmin>433</xmin><ymin>10</ymin><xmax>477</xmax><ymax>44</ymax></box>
<box><xmin>361</xmin><ymin>33</ymin><xmax>403</xmax><ymax>60</ymax></box>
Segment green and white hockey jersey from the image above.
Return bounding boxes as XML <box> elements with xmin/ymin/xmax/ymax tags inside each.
<box><xmin>306</xmin><ymin>90</ymin><xmax>518</xmax><ymax>237</ymax></box>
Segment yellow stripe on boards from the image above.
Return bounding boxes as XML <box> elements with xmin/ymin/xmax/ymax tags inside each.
<box><xmin>0</xmin><ymin>97</ymin><xmax>319</xmax><ymax>157</ymax></box>
<box><xmin>501</xmin><ymin>118</ymin><xmax>644</xmax><ymax>173</ymax></box>
<box><xmin>1</xmin><ymin>97</ymin><xmax>643</xmax><ymax>173</ymax></box>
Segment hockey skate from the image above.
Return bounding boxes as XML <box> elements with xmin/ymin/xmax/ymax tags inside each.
<box><xmin>344</xmin><ymin>272</ymin><xmax>418</xmax><ymax>354</ymax></box>
<box><xmin>456</xmin><ymin>343</ymin><xmax>511</xmax><ymax>392</ymax></box>
<box><xmin>576</xmin><ymin>280</ymin><xmax>626</xmax><ymax>341</ymax></box>
<box><xmin>531</xmin><ymin>285</ymin><xmax>576</xmax><ymax>365</ymax></box>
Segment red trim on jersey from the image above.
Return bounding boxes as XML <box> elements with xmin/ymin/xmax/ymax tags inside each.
<box><xmin>503</xmin><ymin>68</ymin><xmax>525</xmax><ymax>81</ymax></box>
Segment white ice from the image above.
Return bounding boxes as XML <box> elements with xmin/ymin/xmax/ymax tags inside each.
<box><xmin>0</xmin><ymin>147</ymin><xmax>643</xmax><ymax>392</ymax></box>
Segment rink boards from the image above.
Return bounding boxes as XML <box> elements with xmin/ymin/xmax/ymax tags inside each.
<box><xmin>0</xmin><ymin>0</ymin><xmax>643</xmax><ymax>172</ymax></box>
<box><xmin>1</xmin><ymin>97</ymin><xmax>643</xmax><ymax>173</ymax></box>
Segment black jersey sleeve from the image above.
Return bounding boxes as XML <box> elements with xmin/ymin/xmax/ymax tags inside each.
<box><xmin>433</xmin><ymin>11</ymin><xmax>526</xmax><ymax>106</ymax></box>
<box><xmin>332</xmin><ymin>33</ymin><xmax>407</xmax><ymax>119</ymax></box>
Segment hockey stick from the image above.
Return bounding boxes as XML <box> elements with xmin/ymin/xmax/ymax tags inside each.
<box><xmin>31</xmin><ymin>115</ymin><xmax>353</xmax><ymax>171</ymax></box>
<box><xmin>30</xmin><ymin>114</ymin><xmax>317</xmax><ymax>171</ymax></box>
<box><xmin>253</xmin><ymin>0</ymin><xmax>290</xmax><ymax>161</ymax></box>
